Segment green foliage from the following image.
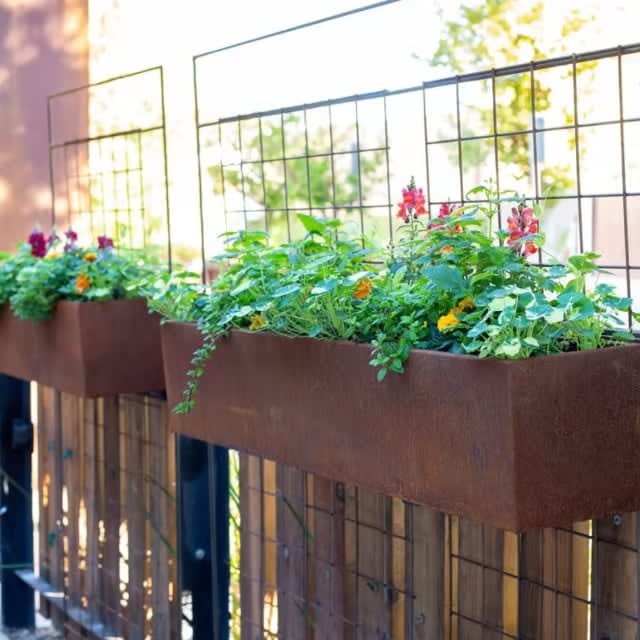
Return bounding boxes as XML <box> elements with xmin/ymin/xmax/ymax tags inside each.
<box><xmin>0</xmin><ymin>235</ymin><xmax>165</xmax><ymax>321</ymax></box>
<box><xmin>208</xmin><ymin>114</ymin><xmax>385</xmax><ymax>232</ymax></box>
<box><xmin>151</xmin><ymin>181</ymin><xmax>638</xmax><ymax>413</ymax></box>
<box><xmin>429</xmin><ymin>0</ymin><xmax>595</xmax><ymax>192</ymax></box>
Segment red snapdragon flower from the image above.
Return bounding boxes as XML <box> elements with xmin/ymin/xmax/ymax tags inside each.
<box><xmin>429</xmin><ymin>202</ymin><xmax>462</xmax><ymax>233</ymax></box>
<box><xmin>28</xmin><ymin>229</ymin><xmax>47</xmax><ymax>258</ymax></box>
<box><xmin>506</xmin><ymin>204</ymin><xmax>539</xmax><ymax>256</ymax></box>
<box><xmin>97</xmin><ymin>235</ymin><xmax>114</xmax><ymax>250</ymax></box>
<box><xmin>396</xmin><ymin>177</ymin><xmax>427</xmax><ymax>223</ymax></box>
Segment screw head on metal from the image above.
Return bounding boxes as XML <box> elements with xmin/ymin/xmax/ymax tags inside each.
<box><xmin>613</xmin><ymin>513</ymin><xmax>623</xmax><ymax>527</ymax></box>
<box><xmin>194</xmin><ymin>548</ymin><xmax>206</xmax><ymax>560</ymax></box>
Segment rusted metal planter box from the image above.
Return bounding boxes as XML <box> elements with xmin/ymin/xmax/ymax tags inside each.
<box><xmin>0</xmin><ymin>299</ymin><xmax>164</xmax><ymax>396</ymax></box>
<box><xmin>161</xmin><ymin>321</ymin><xmax>640</xmax><ymax>531</ymax></box>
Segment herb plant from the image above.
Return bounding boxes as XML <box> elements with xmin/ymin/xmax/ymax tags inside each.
<box><xmin>150</xmin><ymin>181</ymin><xmax>639</xmax><ymax>413</ymax></box>
<box><xmin>0</xmin><ymin>229</ymin><xmax>164</xmax><ymax>321</ymax></box>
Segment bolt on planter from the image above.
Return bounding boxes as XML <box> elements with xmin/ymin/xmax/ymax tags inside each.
<box><xmin>161</xmin><ymin>321</ymin><xmax>640</xmax><ymax>531</ymax></box>
<box><xmin>0</xmin><ymin>299</ymin><xmax>164</xmax><ymax>396</ymax></box>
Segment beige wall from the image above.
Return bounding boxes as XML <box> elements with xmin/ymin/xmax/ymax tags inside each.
<box><xmin>0</xmin><ymin>0</ymin><xmax>87</xmax><ymax>251</ymax></box>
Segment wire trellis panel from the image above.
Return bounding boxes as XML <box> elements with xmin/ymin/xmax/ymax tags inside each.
<box><xmin>47</xmin><ymin>66</ymin><xmax>172</xmax><ymax>266</ymax></box>
<box><xmin>192</xmin><ymin>29</ymin><xmax>640</xmax><ymax>640</ymax></box>
<box><xmin>194</xmin><ymin>42</ymin><xmax>640</xmax><ymax>330</ymax></box>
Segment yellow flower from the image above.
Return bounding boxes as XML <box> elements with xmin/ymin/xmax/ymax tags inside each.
<box><xmin>84</xmin><ymin>252</ymin><xmax>97</xmax><ymax>262</ymax></box>
<box><xmin>353</xmin><ymin>278</ymin><xmax>373</xmax><ymax>300</ymax></box>
<box><xmin>437</xmin><ymin>309</ymin><xmax>460</xmax><ymax>332</ymax></box>
<box><xmin>45</xmin><ymin>250</ymin><xmax>62</xmax><ymax>260</ymax></box>
<box><xmin>249</xmin><ymin>315</ymin><xmax>265</xmax><ymax>331</ymax></box>
<box><xmin>75</xmin><ymin>273</ymin><xmax>90</xmax><ymax>294</ymax></box>
<box><xmin>457</xmin><ymin>297</ymin><xmax>476</xmax><ymax>312</ymax></box>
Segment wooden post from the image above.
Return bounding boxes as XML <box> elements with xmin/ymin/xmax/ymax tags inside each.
<box><xmin>149</xmin><ymin>397</ymin><xmax>172</xmax><ymax>639</ymax></box>
<box><xmin>124</xmin><ymin>396</ymin><xmax>146</xmax><ymax>639</ymax></box>
<box><xmin>240</xmin><ymin>453</ymin><xmax>263</xmax><ymax>639</ymax></box>
<box><xmin>61</xmin><ymin>393</ymin><xmax>82</xmax><ymax>608</ymax></box>
<box><xmin>410</xmin><ymin>505</ymin><xmax>445</xmax><ymax>640</ymax></box>
<box><xmin>83</xmin><ymin>397</ymin><xmax>100</xmax><ymax>627</ymax></box>
<box><xmin>101</xmin><ymin>397</ymin><xmax>121</xmax><ymax>635</ymax></box>
<box><xmin>592</xmin><ymin>514</ymin><xmax>638</xmax><ymax>639</ymax></box>
<box><xmin>356</xmin><ymin>489</ymin><xmax>392</xmax><ymax>638</ymax></box>
<box><xmin>276</xmin><ymin>464</ymin><xmax>308</xmax><ymax>638</ymax></box>
<box><xmin>311</xmin><ymin>475</ymin><xmax>345</xmax><ymax>639</ymax></box>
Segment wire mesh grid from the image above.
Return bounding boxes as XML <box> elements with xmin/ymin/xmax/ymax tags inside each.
<box><xmin>192</xmin><ymin>33</ymin><xmax>640</xmax><ymax>640</ymax></box>
<box><xmin>47</xmin><ymin>66</ymin><xmax>172</xmax><ymax>266</ymax></box>
<box><xmin>226</xmin><ymin>451</ymin><xmax>640</xmax><ymax>640</ymax></box>
<box><xmin>194</xmin><ymin>42</ymin><xmax>640</xmax><ymax>330</ymax></box>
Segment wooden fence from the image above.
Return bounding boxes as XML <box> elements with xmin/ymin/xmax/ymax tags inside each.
<box><xmin>235</xmin><ymin>453</ymin><xmax>640</xmax><ymax>640</ymax></box>
<box><xmin>30</xmin><ymin>387</ymin><xmax>640</xmax><ymax>639</ymax></box>
<box><xmin>31</xmin><ymin>386</ymin><xmax>179</xmax><ymax>639</ymax></box>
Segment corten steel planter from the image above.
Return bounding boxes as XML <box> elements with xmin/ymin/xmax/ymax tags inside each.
<box><xmin>0</xmin><ymin>299</ymin><xmax>164</xmax><ymax>396</ymax></box>
<box><xmin>161</xmin><ymin>321</ymin><xmax>640</xmax><ymax>531</ymax></box>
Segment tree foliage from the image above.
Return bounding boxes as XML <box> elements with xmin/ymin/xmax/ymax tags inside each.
<box><xmin>429</xmin><ymin>0</ymin><xmax>595</xmax><ymax>193</ymax></box>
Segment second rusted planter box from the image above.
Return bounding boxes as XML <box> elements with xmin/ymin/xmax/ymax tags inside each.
<box><xmin>161</xmin><ymin>321</ymin><xmax>640</xmax><ymax>531</ymax></box>
<box><xmin>0</xmin><ymin>299</ymin><xmax>164</xmax><ymax>396</ymax></box>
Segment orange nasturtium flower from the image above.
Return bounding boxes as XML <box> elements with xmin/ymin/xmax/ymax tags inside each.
<box><xmin>353</xmin><ymin>278</ymin><xmax>373</xmax><ymax>300</ymax></box>
<box><xmin>457</xmin><ymin>297</ymin><xmax>476</xmax><ymax>312</ymax></box>
<box><xmin>84</xmin><ymin>252</ymin><xmax>97</xmax><ymax>262</ymax></box>
<box><xmin>249</xmin><ymin>315</ymin><xmax>265</xmax><ymax>331</ymax></box>
<box><xmin>437</xmin><ymin>309</ymin><xmax>459</xmax><ymax>332</ymax></box>
<box><xmin>75</xmin><ymin>274</ymin><xmax>91</xmax><ymax>294</ymax></box>
<box><xmin>441</xmin><ymin>245</ymin><xmax>453</xmax><ymax>254</ymax></box>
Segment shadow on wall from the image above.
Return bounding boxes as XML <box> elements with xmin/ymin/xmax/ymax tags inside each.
<box><xmin>0</xmin><ymin>0</ymin><xmax>88</xmax><ymax>251</ymax></box>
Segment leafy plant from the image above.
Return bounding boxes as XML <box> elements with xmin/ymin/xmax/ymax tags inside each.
<box><xmin>150</xmin><ymin>180</ymin><xmax>639</xmax><ymax>413</ymax></box>
<box><xmin>0</xmin><ymin>229</ymin><xmax>164</xmax><ymax>321</ymax></box>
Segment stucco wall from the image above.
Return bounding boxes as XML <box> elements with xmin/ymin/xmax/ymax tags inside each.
<box><xmin>0</xmin><ymin>0</ymin><xmax>87</xmax><ymax>251</ymax></box>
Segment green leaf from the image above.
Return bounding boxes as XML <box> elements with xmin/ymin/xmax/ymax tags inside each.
<box><xmin>488</xmin><ymin>296</ymin><xmax>515</xmax><ymax>312</ymax></box>
<box><xmin>495</xmin><ymin>337</ymin><xmax>522</xmax><ymax>357</ymax></box>
<box><xmin>525</xmin><ymin>302</ymin><xmax>554</xmax><ymax>320</ymax></box>
<box><xmin>544</xmin><ymin>307</ymin><xmax>564</xmax><ymax>324</ymax></box>
<box><xmin>423</xmin><ymin>265</ymin><xmax>465</xmax><ymax>292</ymax></box>
<box><xmin>297</xmin><ymin>214</ymin><xmax>326</xmax><ymax>235</ymax></box>
<box><xmin>305</xmin><ymin>254</ymin><xmax>335</xmax><ymax>269</ymax></box>
<box><xmin>310</xmin><ymin>278</ymin><xmax>339</xmax><ymax>295</ymax></box>
<box><xmin>610</xmin><ymin>331</ymin><xmax>635</xmax><ymax>342</ymax></box>
<box><xmin>272</xmin><ymin>283</ymin><xmax>301</xmax><ymax>298</ymax></box>
<box><xmin>230</xmin><ymin>279</ymin><xmax>255</xmax><ymax>296</ymax></box>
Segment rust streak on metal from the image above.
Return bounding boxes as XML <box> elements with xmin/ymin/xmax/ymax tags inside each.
<box><xmin>162</xmin><ymin>322</ymin><xmax>640</xmax><ymax>531</ymax></box>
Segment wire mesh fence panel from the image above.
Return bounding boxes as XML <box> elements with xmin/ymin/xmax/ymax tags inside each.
<box><xmin>191</xmin><ymin>25</ymin><xmax>640</xmax><ymax>639</ymax></box>
<box><xmin>47</xmin><ymin>67</ymin><xmax>172</xmax><ymax>265</ymax></box>
<box><xmin>33</xmin><ymin>388</ymin><xmax>179</xmax><ymax>639</ymax></box>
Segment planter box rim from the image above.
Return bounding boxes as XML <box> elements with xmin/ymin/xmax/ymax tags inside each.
<box><xmin>170</xmin><ymin>320</ymin><xmax>640</xmax><ymax>365</ymax></box>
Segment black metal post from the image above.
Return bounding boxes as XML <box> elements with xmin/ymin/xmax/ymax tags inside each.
<box><xmin>177</xmin><ymin>435</ymin><xmax>229</xmax><ymax>639</ymax></box>
<box><xmin>0</xmin><ymin>375</ymin><xmax>34</xmax><ymax>629</ymax></box>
